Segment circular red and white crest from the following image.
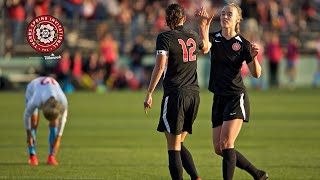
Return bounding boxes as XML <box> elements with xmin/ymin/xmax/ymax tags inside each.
<box><xmin>232</xmin><ymin>42</ymin><xmax>241</xmax><ymax>51</ymax></box>
<box><xmin>26</xmin><ymin>15</ymin><xmax>64</xmax><ymax>53</ymax></box>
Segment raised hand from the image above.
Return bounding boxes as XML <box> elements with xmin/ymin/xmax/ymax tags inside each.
<box><xmin>195</xmin><ymin>6</ymin><xmax>214</xmax><ymax>26</ymax></box>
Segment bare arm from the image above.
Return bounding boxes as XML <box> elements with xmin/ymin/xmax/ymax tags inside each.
<box><xmin>196</xmin><ymin>7</ymin><xmax>213</xmax><ymax>54</ymax></box>
<box><xmin>143</xmin><ymin>53</ymin><xmax>167</xmax><ymax>113</ymax></box>
<box><xmin>247</xmin><ymin>43</ymin><xmax>262</xmax><ymax>78</ymax></box>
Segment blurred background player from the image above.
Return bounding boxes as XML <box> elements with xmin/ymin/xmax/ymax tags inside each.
<box><xmin>313</xmin><ymin>33</ymin><xmax>320</xmax><ymax>88</ymax></box>
<box><xmin>144</xmin><ymin>4</ymin><xmax>211</xmax><ymax>180</ymax></box>
<box><xmin>197</xmin><ymin>4</ymin><xmax>268</xmax><ymax>180</ymax></box>
<box><xmin>266</xmin><ymin>32</ymin><xmax>283</xmax><ymax>88</ymax></box>
<box><xmin>285</xmin><ymin>34</ymin><xmax>299</xmax><ymax>89</ymax></box>
<box><xmin>24</xmin><ymin>76</ymin><xmax>68</xmax><ymax>166</ymax></box>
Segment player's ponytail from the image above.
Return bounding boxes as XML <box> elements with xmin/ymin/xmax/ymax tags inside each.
<box><xmin>229</xmin><ymin>3</ymin><xmax>243</xmax><ymax>34</ymax></box>
<box><xmin>166</xmin><ymin>4</ymin><xmax>185</xmax><ymax>30</ymax></box>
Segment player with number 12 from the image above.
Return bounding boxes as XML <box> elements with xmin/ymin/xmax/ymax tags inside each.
<box><xmin>143</xmin><ymin>4</ymin><xmax>212</xmax><ymax>180</ymax></box>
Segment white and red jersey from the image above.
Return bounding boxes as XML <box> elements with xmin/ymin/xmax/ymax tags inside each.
<box><xmin>24</xmin><ymin>76</ymin><xmax>68</xmax><ymax>136</ymax></box>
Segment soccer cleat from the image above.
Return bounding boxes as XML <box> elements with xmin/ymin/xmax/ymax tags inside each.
<box><xmin>47</xmin><ymin>155</ymin><xmax>58</xmax><ymax>166</ymax></box>
<box><xmin>255</xmin><ymin>170</ymin><xmax>268</xmax><ymax>180</ymax></box>
<box><xmin>28</xmin><ymin>155</ymin><xmax>38</xmax><ymax>166</ymax></box>
<box><xmin>196</xmin><ymin>178</ymin><xmax>202</xmax><ymax>180</ymax></box>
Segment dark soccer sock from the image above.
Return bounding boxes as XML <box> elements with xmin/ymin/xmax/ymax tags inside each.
<box><xmin>235</xmin><ymin>150</ymin><xmax>260</xmax><ymax>179</ymax></box>
<box><xmin>180</xmin><ymin>142</ymin><xmax>199</xmax><ymax>180</ymax></box>
<box><xmin>168</xmin><ymin>150</ymin><xmax>183</xmax><ymax>180</ymax></box>
<box><xmin>222</xmin><ymin>148</ymin><xmax>236</xmax><ymax>180</ymax></box>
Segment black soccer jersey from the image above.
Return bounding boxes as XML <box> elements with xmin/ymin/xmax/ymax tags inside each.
<box><xmin>156</xmin><ymin>26</ymin><xmax>204</xmax><ymax>95</ymax></box>
<box><xmin>208</xmin><ymin>31</ymin><xmax>253</xmax><ymax>95</ymax></box>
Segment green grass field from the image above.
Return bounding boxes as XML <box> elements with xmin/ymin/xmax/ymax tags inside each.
<box><xmin>0</xmin><ymin>88</ymin><xmax>320</xmax><ymax>180</ymax></box>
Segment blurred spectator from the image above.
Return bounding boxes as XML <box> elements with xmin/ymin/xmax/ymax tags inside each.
<box><xmin>249</xmin><ymin>34</ymin><xmax>265</xmax><ymax>90</ymax></box>
<box><xmin>55</xmin><ymin>50</ymin><xmax>70</xmax><ymax>80</ymax></box>
<box><xmin>154</xmin><ymin>8</ymin><xmax>166</xmax><ymax>32</ymax></box>
<box><xmin>301</xmin><ymin>0</ymin><xmax>317</xmax><ymax>22</ymax></box>
<box><xmin>97</xmin><ymin>0</ymin><xmax>119</xmax><ymax>18</ymax></box>
<box><xmin>266</xmin><ymin>32</ymin><xmax>283</xmax><ymax>88</ymax></box>
<box><xmin>116</xmin><ymin>0</ymin><xmax>132</xmax><ymax>54</ymax></box>
<box><xmin>131</xmin><ymin>0</ymin><xmax>146</xmax><ymax>41</ymax></box>
<box><xmin>51</xmin><ymin>3</ymin><xmax>64</xmax><ymax>19</ymax></box>
<box><xmin>34</xmin><ymin>0</ymin><xmax>50</xmax><ymax>17</ymax></box>
<box><xmin>81</xmin><ymin>51</ymin><xmax>106</xmax><ymax>91</ymax></box>
<box><xmin>130</xmin><ymin>35</ymin><xmax>146</xmax><ymax>88</ymax></box>
<box><xmin>313</xmin><ymin>34</ymin><xmax>320</xmax><ymax>88</ymax></box>
<box><xmin>269</xmin><ymin>0</ymin><xmax>282</xmax><ymax>31</ymax></box>
<box><xmin>95</xmin><ymin>22</ymin><xmax>109</xmax><ymax>40</ymax></box>
<box><xmin>55</xmin><ymin>49</ymin><xmax>73</xmax><ymax>92</ymax></box>
<box><xmin>80</xmin><ymin>0</ymin><xmax>96</xmax><ymax>20</ymax></box>
<box><xmin>94</xmin><ymin>0</ymin><xmax>107</xmax><ymax>20</ymax></box>
<box><xmin>100</xmin><ymin>32</ymin><xmax>118</xmax><ymax>82</ymax></box>
<box><xmin>71</xmin><ymin>50</ymin><xmax>83</xmax><ymax>88</ymax></box>
<box><xmin>256</xmin><ymin>0</ymin><xmax>270</xmax><ymax>27</ymax></box>
<box><xmin>112</xmin><ymin>65</ymin><xmax>139</xmax><ymax>90</ymax></box>
<box><xmin>61</xmin><ymin>0</ymin><xmax>82</xmax><ymax>19</ymax></box>
<box><xmin>6</xmin><ymin>0</ymin><xmax>25</xmax><ymax>45</ymax></box>
<box><xmin>241</xmin><ymin>0</ymin><xmax>260</xmax><ymax>34</ymax></box>
<box><xmin>285</xmin><ymin>35</ymin><xmax>299</xmax><ymax>89</ymax></box>
<box><xmin>280</xmin><ymin>0</ymin><xmax>297</xmax><ymax>32</ymax></box>
<box><xmin>72</xmin><ymin>50</ymin><xmax>82</xmax><ymax>78</ymax></box>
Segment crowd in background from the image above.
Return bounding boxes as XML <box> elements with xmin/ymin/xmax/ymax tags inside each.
<box><xmin>1</xmin><ymin>0</ymin><xmax>320</xmax><ymax>92</ymax></box>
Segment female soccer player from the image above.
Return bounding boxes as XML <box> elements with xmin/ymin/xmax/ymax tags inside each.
<box><xmin>197</xmin><ymin>3</ymin><xmax>268</xmax><ymax>180</ymax></box>
<box><xmin>24</xmin><ymin>76</ymin><xmax>68</xmax><ymax>166</ymax></box>
<box><xmin>144</xmin><ymin>4</ymin><xmax>212</xmax><ymax>180</ymax></box>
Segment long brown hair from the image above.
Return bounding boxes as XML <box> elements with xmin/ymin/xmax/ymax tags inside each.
<box><xmin>165</xmin><ymin>4</ymin><xmax>185</xmax><ymax>30</ymax></box>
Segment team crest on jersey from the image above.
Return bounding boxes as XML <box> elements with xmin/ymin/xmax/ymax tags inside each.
<box><xmin>232</xmin><ymin>42</ymin><xmax>241</xmax><ymax>51</ymax></box>
<box><xmin>26</xmin><ymin>15</ymin><xmax>64</xmax><ymax>53</ymax></box>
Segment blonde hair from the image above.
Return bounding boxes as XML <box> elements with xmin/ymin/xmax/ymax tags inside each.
<box><xmin>229</xmin><ymin>3</ymin><xmax>243</xmax><ymax>34</ymax></box>
<box><xmin>42</xmin><ymin>97</ymin><xmax>63</xmax><ymax>121</ymax></box>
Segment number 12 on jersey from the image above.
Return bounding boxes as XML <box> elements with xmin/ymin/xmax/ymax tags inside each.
<box><xmin>178</xmin><ymin>38</ymin><xmax>197</xmax><ymax>62</ymax></box>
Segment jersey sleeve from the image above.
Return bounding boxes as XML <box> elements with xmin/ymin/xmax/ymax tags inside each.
<box><xmin>156</xmin><ymin>32</ymin><xmax>170</xmax><ymax>51</ymax></box>
<box><xmin>243</xmin><ymin>41</ymin><xmax>253</xmax><ymax>64</ymax></box>
<box><xmin>57</xmin><ymin>87</ymin><xmax>68</xmax><ymax>136</ymax></box>
<box><xmin>58</xmin><ymin>110</ymin><xmax>68</xmax><ymax>136</ymax></box>
<box><xmin>209</xmin><ymin>33</ymin><xmax>215</xmax><ymax>43</ymax></box>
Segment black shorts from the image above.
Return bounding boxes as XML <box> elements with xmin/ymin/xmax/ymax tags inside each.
<box><xmin>211</xmin><ymin>92</ymin><xmax>250</xmax><ymax>128</ymax></box>
<box><xmin>157</xmin><ymin>90</ymin><xmax>200</xmax><ymax>135</ymax></box>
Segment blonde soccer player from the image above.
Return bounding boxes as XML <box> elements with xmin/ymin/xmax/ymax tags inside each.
<box><xmin>24</xmin><ymin>76</ymin><xmax>68</xmax><ymax>166</ymax></box>
<box><xmin>197</xmin><ymin>4</ymin><xmax>268</xmax><ymax>180</ymax></box>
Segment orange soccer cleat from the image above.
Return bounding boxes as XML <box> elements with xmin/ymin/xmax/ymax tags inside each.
<box><xmin>28</xmin><ymin>155</ymin><xmax>38</xmax><ymax>166</ymax></box>
<box><xmin>47</xmin><ymin>155</ymin><xmax>59</xmax><ymax>166</ymax></box>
